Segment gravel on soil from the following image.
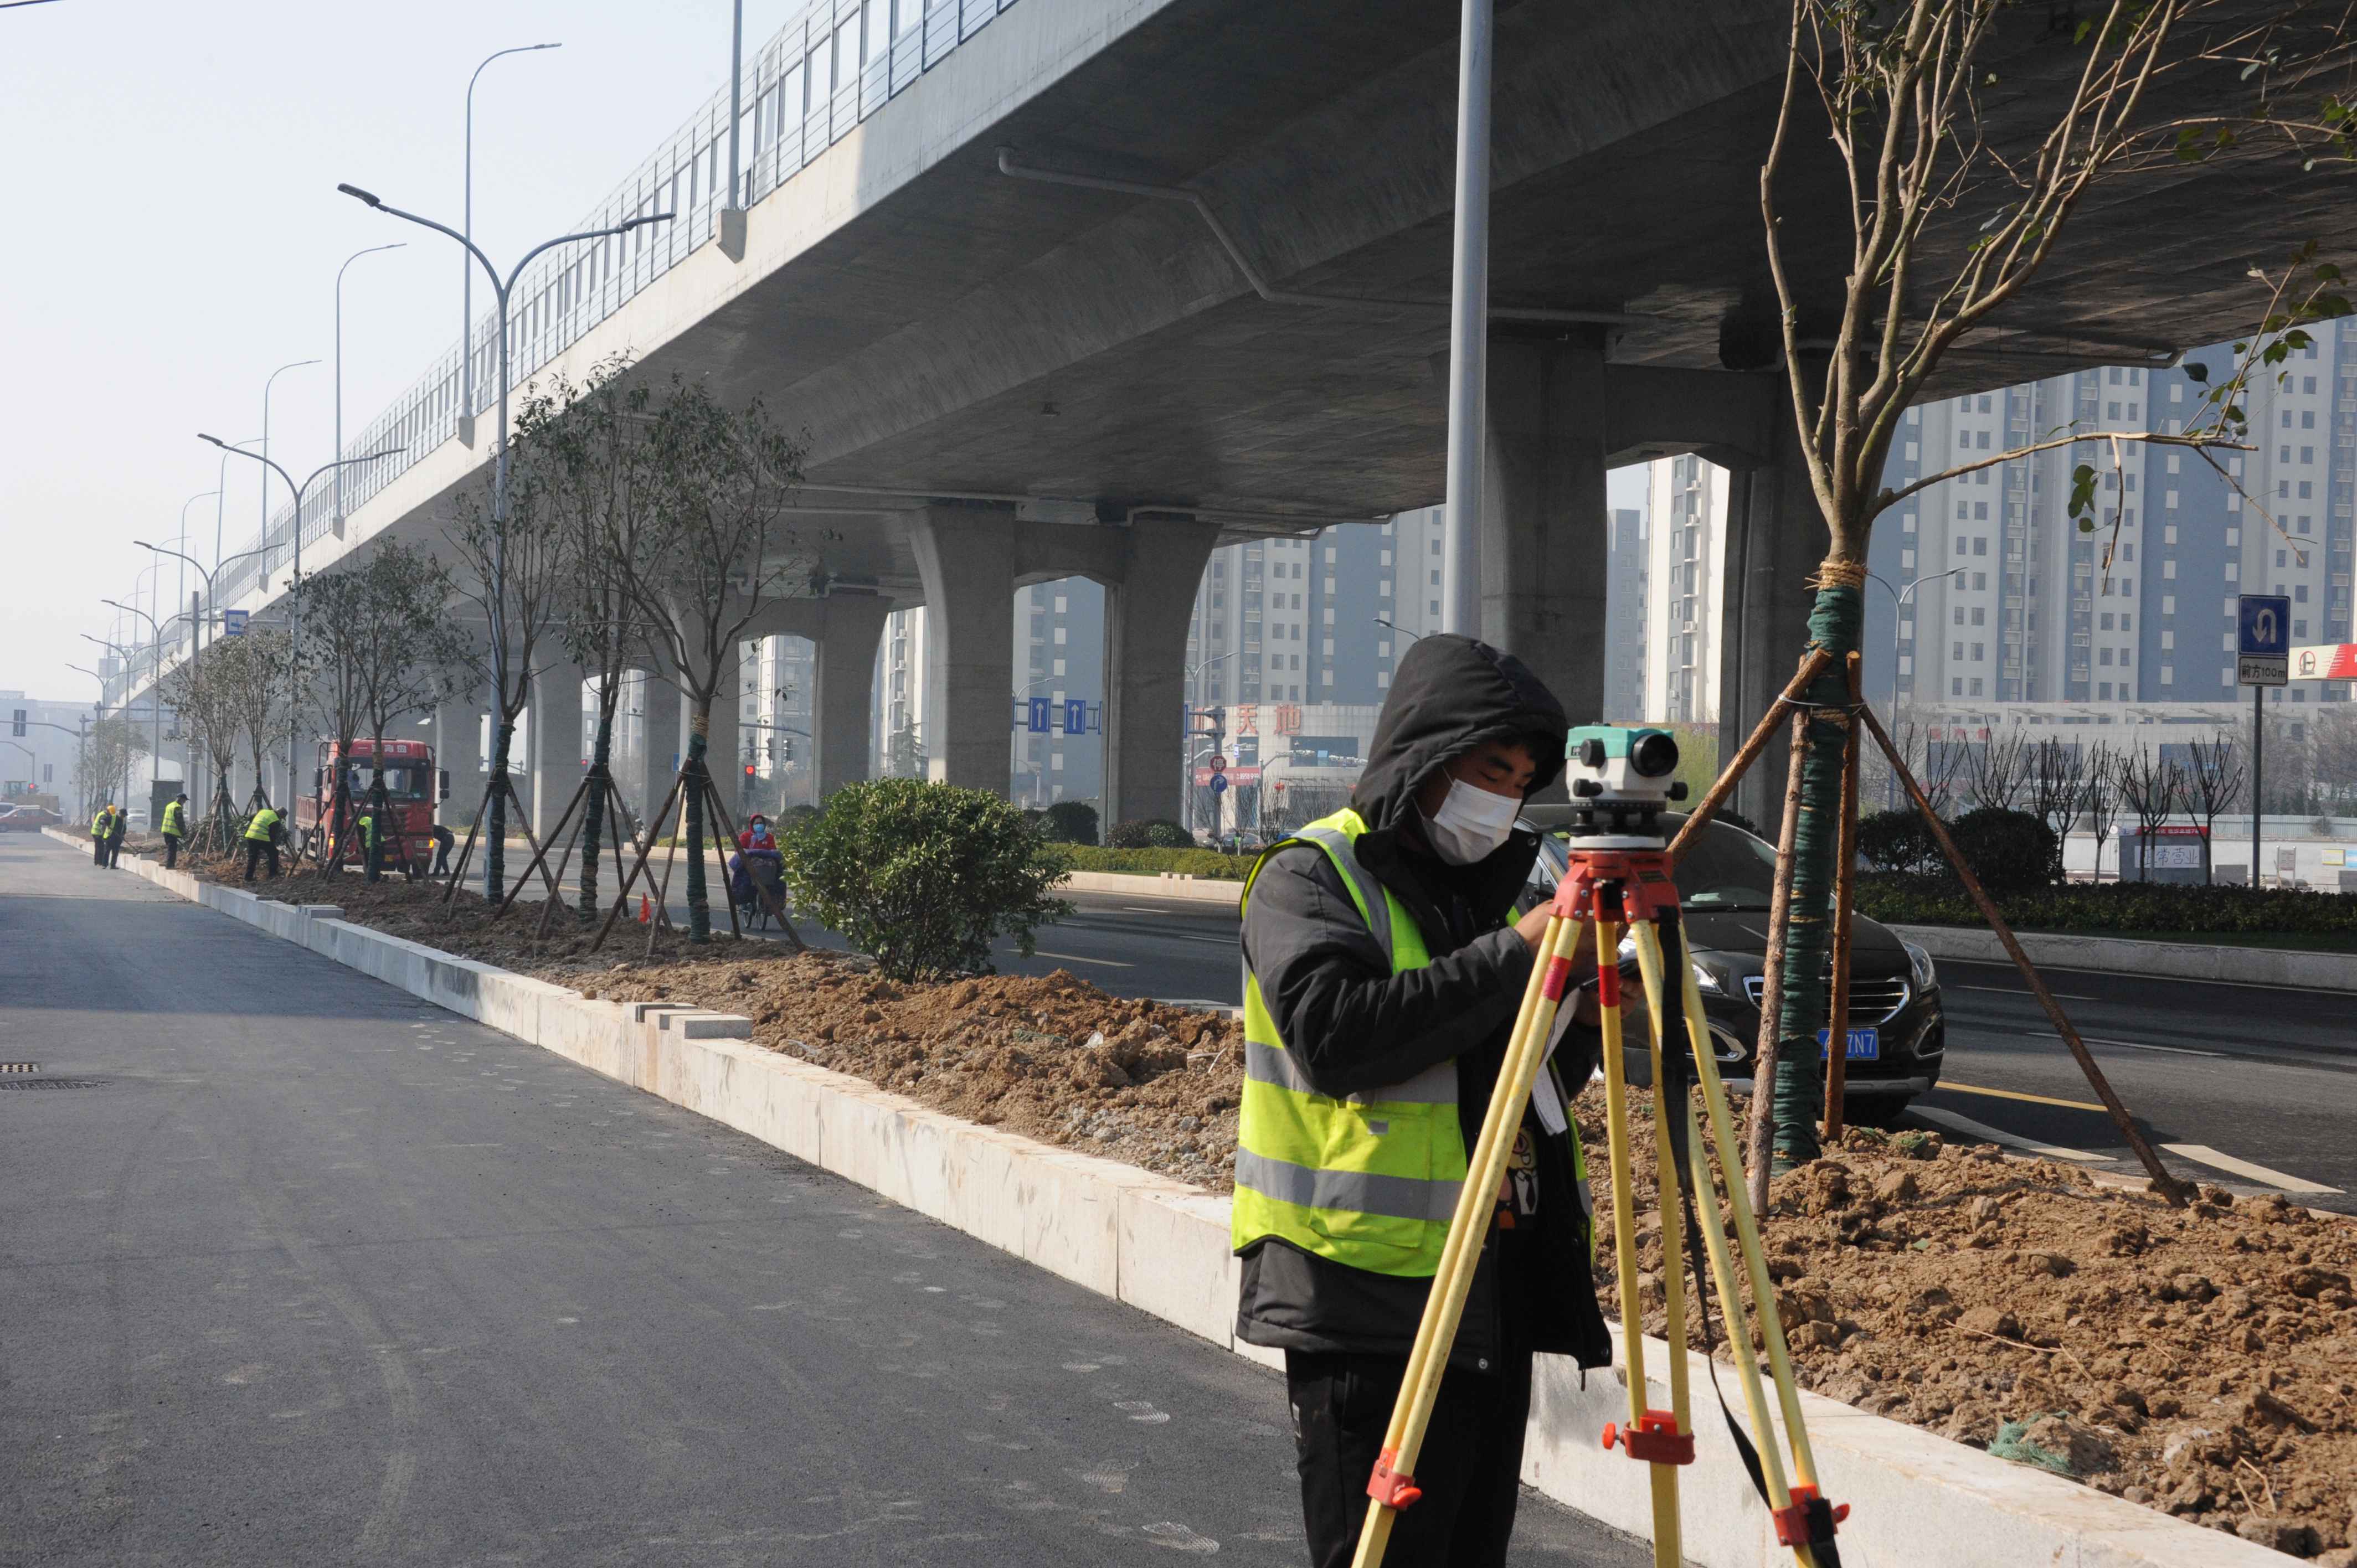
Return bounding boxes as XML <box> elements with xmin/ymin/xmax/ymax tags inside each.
<box><xmin>204</xmin><ymin>857</ymin><xmax>2357</xmax><ymax>1555</ymax></box>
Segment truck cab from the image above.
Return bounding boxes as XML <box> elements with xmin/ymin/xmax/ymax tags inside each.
<box><xmin>298</xmin><ymin>738</ymin><xmax>449</xmax><ymax>875</ymax></box>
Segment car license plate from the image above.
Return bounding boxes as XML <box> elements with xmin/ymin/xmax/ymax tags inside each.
<box><xmin>1818</xmin><ymin>1027</ymin><xmax>1879</xmax><ymax>1061</ymax></box>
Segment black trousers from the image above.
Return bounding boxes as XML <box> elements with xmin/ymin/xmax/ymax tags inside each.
<box><xmin>243</xmin><ymin>839</ymin><xmax>279</xmax><ymax>881</ymax></box>
<box><xmin>106</xmin><ymin>835</ymin><xmax>125</xmax><ymax>868</ymax></box>
<box><xmin>92</xmin><ymin>836</ymin><xmax>107</xmax><ymax>866</ymax></box>
<box><xmin>1286</xmin><ymin>1349</ymin><xmax>1532</xmax><ymax>1568</ymax></box>
<box><xmin>162</xmin><ymin>833</ymin><xmax>181</xmax><ymax>868</ymax></box>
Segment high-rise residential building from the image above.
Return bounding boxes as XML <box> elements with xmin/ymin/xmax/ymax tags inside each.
<box><xmin>1603</xmin><ymin>507</ymin><xmax>1646</xmax><ymax>723</ymax></box>
<box><xmin>1864</xmin><ymin>323</ymin><xmax>2356</xmax><ymax>724</ymax></box>
<box><xmin>1639</xmin><ymin>455</ymin><xmax>1733</xmax><ymax>725</ymax></box>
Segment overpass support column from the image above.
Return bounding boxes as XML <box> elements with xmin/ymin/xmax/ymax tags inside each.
<box><xmin>1717</xmin><ymin>393</ymin><xmax>1826</xmax><ymax>828</ymax></box>
<box><xmin>702</xmin><ymin>642</ymin><xmax>744</xmax><ymax>824</ymax></box>
<box><xmin>1107</xmin><ymin>519</ymin><xmax>1222</xmax><ymax>828</ymax></box>
<box><xmin>633</xmin><ymin>672</ymin><xmax>681</xmax><ymax>834</ymax></box>
<box><xmin>434</xmin><ymin>681</ymin><xmax>486</xmax><ymax>837</ymax></box>
<box><xmin>815</xmin><ymin>596</ymin><xmax>891</xmax><ymax>801</ymax></box>
<box><xmin>1479</xmin><ymin>337</ymin><xmax>1610</xmax><ymax>729</ymax></box>
<box><xmin>910</xmin><ymin>508</ymin><xmax>1016</xmax><ymax>793</ymax></box>
<box><xmin>531</xmin><ymin>659</ymin><xmax>585</xmax><ymax>841</ymax></box>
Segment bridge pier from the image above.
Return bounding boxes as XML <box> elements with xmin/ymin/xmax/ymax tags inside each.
<box><xmin>1718</xmin><ymin>404</ymin><xmax>1831</xmax><ymax>829</ymax></box>
<box><xmin>434</xmin><ymin>681</ymin><xmax>486</xmax><ymax>840</ymax></box>
<box><xmin>811</xmin><ymin>595</ymin><xmax>891</xmax><ymax>801</ymax></box>
<box><xmin>910</xmin><ymin>508</ymin><xmax>1016</xmax><ymax>794</ymax></box>
<box><xmin>633</xmin><ymin>672</ymin><xmax>681</xmax><ymax>834</ymax></box>
<box><xmin>531</xmin><ymin>659</ymin><xmax>585</xmax><ymax>841</ymax></box>
<box><xmin>1105</xmin><ymin>519</ymin><xmax>1221</xmax><ymax>828</ymax></box>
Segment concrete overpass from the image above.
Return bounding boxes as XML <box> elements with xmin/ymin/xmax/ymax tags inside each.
<box><xmin>119</xmin><ymin>0</ymin><xmax>2353</xmax><ymax>827</ymax></box>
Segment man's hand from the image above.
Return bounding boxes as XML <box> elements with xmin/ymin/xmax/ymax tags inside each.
<box><xmin>1514</xmin><ymin>904</ymin><xmax>1554</xmax><ymax>955</ymax></box>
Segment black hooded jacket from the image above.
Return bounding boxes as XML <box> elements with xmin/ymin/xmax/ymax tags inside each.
<box><xmin>1235</xmin><ymin>635</ymin><xmax>1613</xmax><ymax>1373</ymax></box>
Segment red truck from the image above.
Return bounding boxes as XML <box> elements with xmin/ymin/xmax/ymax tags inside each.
<box><xmin>300</xmin><ymin>738</ymin><xmax>448</xmax><ymax>875</ymax></box>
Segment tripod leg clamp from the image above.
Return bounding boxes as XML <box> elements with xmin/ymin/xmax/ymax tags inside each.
<box><xmin>1771</xmin><ymin>1484</ymin><xmax>1849</xmax><ymax>1550</ymax></box>
<box><xmin>1602</xmin><ymin>1410</ymin><xmax>1695</xmax><ymax>1466</ymax></box>
<box><xmin>1366</xmin><ymin>1448</ymin><xmax>1422</xmax><ymax>1510</ymax></box>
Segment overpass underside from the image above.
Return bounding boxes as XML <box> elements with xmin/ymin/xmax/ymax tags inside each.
<box><xmin>200</xmin><ymin>0</ymin><xmax>2345</xmax><ymax>828</ymax></box>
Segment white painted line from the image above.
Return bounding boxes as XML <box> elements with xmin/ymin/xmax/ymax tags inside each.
<box><xmin>1950</xmin><ymin>985</ymin><xmax>2098</xmax><ymax>1000</ymax></box>
<box><xmin>2034</xmin><ymin>1030</ymin><xmax>2221</xmax><ymax>1059</ymax></box>
<box><xmin>1120</xmin><ymin>906</ymin><xmax>1172</xmax><ymax>914</ymax></box>
<box><xmin>1031</xmin><ymin>950</ymin><xmax>1133</xmax><ymax>968</ymax></box>
<box><xmin>2160</xmin><ymin>1143</ymin><xmax>2344</xmax><ymax>1194</ymax></box>
<box><xmin>1912</xmin><ymin>1106</ymin><xmax>2107</xmax><ymax>1163</ymax></box>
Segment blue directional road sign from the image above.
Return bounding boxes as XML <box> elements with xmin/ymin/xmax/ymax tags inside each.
<box><xmin>1210</xmin><ymin>773</ymin><xmax>1228</xmax><ymax>795</ymax></box>
<box><xmin>222</xmin><ymin>608</ymin><xmax>249</xmax><ymax>638</ymax></box>
<box><xmin>1063</xmin><ymin>698</ymin><xmax>1087</xmax><ymax>735</ymax></box>
<box><xmin>2238</xmin><ymin>594</ymin><xmax>2290</xmax><ymax>687</ymax></box>
<box><xmin>1027</xmin><ymin>697</ymin><xmax>1052</xmax><ymax>733</ymax></box>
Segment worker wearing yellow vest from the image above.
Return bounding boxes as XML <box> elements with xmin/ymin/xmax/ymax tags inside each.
<box><xmin>90</xmin><ymin>803</ymin><xmax>115</xmax><ymax>868</ymax></box>
<box><xmin>356</xmin><ymin>804</ymin><xmax>381</xmax><ymax>883</ymax></box>
<box><xmin>161</xmin><ymin>792</ymin><xmax>188</xmax><ymax>868</ymax></box>
<box><xmin>242</xmin><ymin>802</ymin><xmax>284</xmax><ymax>883</ymax></box>
<box><xmin>1234</xmin><ymin>633</ymin><xmax>1613</xmax><ymax>1568</ymax></box>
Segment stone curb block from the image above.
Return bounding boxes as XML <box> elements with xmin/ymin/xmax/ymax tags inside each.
<box><xmin>1893</xmin><ymin>920</ymin><xmax>2357</xmax><ymax>994</ymax></box>
<box><xmin>45</xmin><ymin>829</ymin><xmax>2279</xmax><ymax>1568</ymax></box>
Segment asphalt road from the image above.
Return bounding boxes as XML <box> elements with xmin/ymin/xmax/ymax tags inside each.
<box><xmin>0</xmin><ymin>835</ymin><xmax>1641</xmax><ymax>1567</ymax></box>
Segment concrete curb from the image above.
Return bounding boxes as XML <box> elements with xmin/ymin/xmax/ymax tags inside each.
<box><xmin>1062</xmin><ymin>868</ymin><xmax>1243</xmax><ymax>905</ymax></box>
<box><xmin>48</xmin><ymin>826</ymin><xmax>2287</xmax><ymax>1567</ymax></box>
<box><xmin>1893</xmin><ymin>920</ymin><xmax>2357</xmax><ymax>993</ymax></box>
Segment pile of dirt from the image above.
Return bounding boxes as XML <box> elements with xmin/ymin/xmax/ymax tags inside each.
<box><xmin>1586</xmin><ymin>1101</ymin><xmax>2357</xmax><ymax>1559</ymax></box>
<box><xmin>205</xmin><ymin>857</ymin><xmax>2357</xmax><ymax>1552</ymax></box>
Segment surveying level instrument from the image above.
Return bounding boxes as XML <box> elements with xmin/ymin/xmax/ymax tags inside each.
<box><xmin>1351</xmin><ymin>726</ymin><xmax>1847</xmax><ymax>1568</ymax></box>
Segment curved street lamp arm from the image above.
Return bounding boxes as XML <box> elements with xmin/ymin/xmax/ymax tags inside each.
<box><xmin>505</xmin><ymin>215</ymin><xmax>673</xmax><ymax>294</ymax></box>
<box><xmin>200</xmin><ymin>434</ymin><xmax>297</xmax><ymax>501</ymax></box>
<box><xmin>137</xmin><ymin>541</ymin><xmax>215</xmax><ymax>595</ymax></box>
<box><xmin>341</xmin><ymin>187</ymin><xmax>503</xmax><ymax>296</ymax></box>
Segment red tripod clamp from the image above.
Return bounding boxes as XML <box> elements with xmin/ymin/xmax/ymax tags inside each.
<box><xmin>1601</xmin><ymin>1410</ymin><xmax>1695</xmax><ymax>1466</ymax></box>
<box><xmin>1553</xmin><ymin>849</ymin><xmax>1682</xmax><ymax>926</ymax></box>
<box><xmin>1366</xmin><ymin>1447</ymin><xmax>1422</xmax><ymax>1510</ymax></box>
<box><xmin>1771</xmin><ymin>1484</ymin><xmax>1849</xmax><ymax>1549</ymax></box>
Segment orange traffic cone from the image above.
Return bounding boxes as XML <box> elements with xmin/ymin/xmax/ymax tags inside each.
<box><xmin>639</xmin><ymin>893</ymin><xmax>651</xmax><ymax>924</ymax></box>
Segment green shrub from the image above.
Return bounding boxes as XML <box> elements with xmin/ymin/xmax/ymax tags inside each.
<box><xmin>1947</xmin><ymin>808</ymin><xmax>2058</xmax><ymax>896</ymax></box>
<box><xmin>1858</xmin><ymin>808</ymin><xmax>1941</xmax><ymax>875</ymax></box>
<box><xmin>1855</xmin><ymin>874</ymin><xmax>2357</xmax><ymax>936</ymax></box>
<box><xmin>779</xmin><ymin>779</ymin><xmax>1072</xmax><ymax>981</ymax></box>
<box><xmin>1040</xmin><ymin>800</ymin><xmax>1100</xmax><ymax>846</ymax></box>
<box><xmin>1108</xmin><ymin>817</ymin><xmax>1193</xmax><ymax>849</ymax></box>
<box><xmin>1067</xmin><ymin>845</ymin><xmax>1251</xmax><ymax>881</ymax></box>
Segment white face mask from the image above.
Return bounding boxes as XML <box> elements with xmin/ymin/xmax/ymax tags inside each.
<box><xmin>1423</xmin><ymin>775</ymin><xmax>1522</xmax><ymax>865</ymax></box>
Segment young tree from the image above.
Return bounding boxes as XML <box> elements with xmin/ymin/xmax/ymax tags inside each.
<box><xmin>2116</xmin><ymin>747</ymin><xmax>2184</xmax><ymax>876</ymax></box>
<box><xmin>225</xmin><ymin>626</ymin><xmax>298</xmax><ymax>821</ymax></box>
<box><xmin>2181</xmin><ymin>733</ymin><xmax>2247</xmax><ymax>882</ymax></box>
<box><xmin>533</xmin><ymin>357</ymin><xmax>657</xmax><ymax>919</ymax></box>
<box><xmin>76</xmin><ymin>713</ymin><xmax>148</xmax><ymax>818</ymax></box>
<box><xmin>609</xmin><ymin>375</ymin><xmax>810</xmax><ymax>942</ymax></box>
<box><xmin>1964</xmin><ymin>726</ymin><xmax>2031</xmax><ymax>812</ymax></box>
<box><xmin>293</xmin><ymin>569</ymin><xmax>381</xmax><ymax>874</ymax></box>
<box><xmin>1748</xmin><ymin>0</ymin><xmax>2356</xmax><ymax>1163</ymax></box>
<box><xmin>157</xmin><ymin>652</ymin><xmax>240</xmax><ymax>854</ymax></box>
<box><xmin>346</xmin><ymin>541</ymin><xmax>469</xmax><ymax>879</ymax></box>
<box><xmin>2026</xmin><ymin>736</ymin><xmax>2089</xmax><ymax>883</ymax></box>
<box><xmin>444</xmin><ymin>405</ymin><xmax>574</xmax><ymax>902</ymax></box>
<box><xmin>2082</xmin><ymin>742</ymin><xmax>2124</xmax><ymax>881</ymax></box>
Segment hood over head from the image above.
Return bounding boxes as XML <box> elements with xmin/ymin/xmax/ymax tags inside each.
<box><xmin>1351</xmin><ymin>634</ymin><xmax>1567</xmax><ymax>843</ymax></box>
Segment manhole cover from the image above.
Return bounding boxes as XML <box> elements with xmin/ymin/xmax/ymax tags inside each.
<box><xmin>0</xmin><ymin>1079</ymin><xmax>105</xmax><ymax>1091</ymax></box>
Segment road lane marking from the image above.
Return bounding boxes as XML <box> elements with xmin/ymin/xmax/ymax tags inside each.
<box><xmin>1950</xmin><ymin>985</ymin><xmax>2098</xmax><ymax>1000</ymax></box>
<box><xmin>2032</xmin><ymin>1030</ymin><xmax>2222</xmax><ymax>1059</ymax></box>
<box><xmin>1939</xmin><ymin>1082</ymin><xmax>2106</xmax><ymax>1111</ymax></box>
<box><xmin>1911</xmin><ymin>1106</ymin><xmax>2105</xmax><ymax>1162</ymax></box>
<box><xmin>1032</xmin><ymin>951</ymin><xmax>1134</xmax><ymax>968</ymax></box>
<box><xmin>2160</xmin><ymin>1143</ymin><xmax>2344</xmax><ymax>1194</ymax></box>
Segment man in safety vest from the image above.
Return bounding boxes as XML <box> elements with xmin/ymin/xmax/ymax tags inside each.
<box><xmin>161</xmin><ymin>791</ymin><xmax>188</xmax><ymax>868</ymax></box>
<box><xmin>243</xmin><ymin>801</ymin><xmax>284</xmax><ymax>884</ymax></box>
<box><xmin>90</xmin><ymin>803</ymin><xmax>115</xmax><ymax>868</ymax></box>
<box><xmin>1235</xmin><ymin>633</ymin><xmax>1613</xmax><ymax>1568</ymax></box>
<box><xmin>356</xmin><ymin>804</ymin><xmax>380</xmax><ymax>883</ymax></box>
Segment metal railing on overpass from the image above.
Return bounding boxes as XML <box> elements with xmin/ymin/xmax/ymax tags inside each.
<box><xmin>110</xmin><ymin>0</ymin><xmax>1022</xmax><ymax>710</ymax></box>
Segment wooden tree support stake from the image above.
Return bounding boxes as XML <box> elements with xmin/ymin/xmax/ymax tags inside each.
<box><xmin>1744</xmin><ymin>710</ymin><xmax>1809</xmax><ymax>1211</ymax></box>
<box><xmin>1668</xmin><ymin>647</ymin><xmax>1834</xmax><ymax>865</ymax></box>
<box><xmin>492</xmin><ymin>773</ymin><xmax>593</xmax><ymax>922</ymax></box>
<box><xmin>590</xmin><ymin>772</ymin><xmax>687</xmax><ymax>952</ymax></box>
<box><xmin>1856</xmin><ymin>702</ymin><xmax>2191</xmax><ymax>1205</ymax></box>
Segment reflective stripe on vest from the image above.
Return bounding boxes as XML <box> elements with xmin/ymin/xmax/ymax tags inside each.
<box><xmin>1231</xmin><ymin>808</ymin><xmax>1466</xmax><ymax>1279</ymax></box>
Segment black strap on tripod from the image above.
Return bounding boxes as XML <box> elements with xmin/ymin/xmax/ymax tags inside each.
<box><xmin>1651</xmin><ymin>909</ymin><xmax>1844</xmax><ymax>1563</ymax></box>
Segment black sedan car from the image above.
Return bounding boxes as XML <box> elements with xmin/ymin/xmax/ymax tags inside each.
<box><xmin>1519</xmin><ymin>807</ymin><xmax>1945</xmax><ymax>1125</ymax></box>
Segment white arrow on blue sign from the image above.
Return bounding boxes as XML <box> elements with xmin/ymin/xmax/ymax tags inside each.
<box><xmin>2238</xmin><ymin>594</ymin><xmax>2290</xmax><ymax>687</ymax></box>
<box><xmin>222</xmin><ymin>609</ymin><xmax>249</xmax><ymax>638</ymax></box>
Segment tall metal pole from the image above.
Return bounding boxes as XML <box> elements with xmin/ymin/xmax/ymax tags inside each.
<box><xmin>261</xmin><ymin>359</ymin><xmax>320</xmax><ymax>570</ymax></box>
<box><xmin>463</xmin><ymin>44</ymin><xmax>562</xmax><ymax>440</ymax></box>
<box><xmin>727</xmin><ymin>0</ymin><xmax>744</xmax><ymax>209</ymax></box>
<box><xmin>336</xmin><ymin>244</ymin><xmax>405</xmax><ymax>532</ymax></box>
<box><xmin>1441</xmin><ymin>0</ymin><xmax>1493</xmax><ymax>639</ymax></box>
<box><xmin>2252</xmin><ymin>684</ymin><xmax>2264</xmax><ymax>886</ymax></box>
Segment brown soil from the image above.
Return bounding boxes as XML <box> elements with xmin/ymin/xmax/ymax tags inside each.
<box><xmin>198</xmin><ymin>853</ymin><xmax>2357</xmax><ymax>1555</ymax></box>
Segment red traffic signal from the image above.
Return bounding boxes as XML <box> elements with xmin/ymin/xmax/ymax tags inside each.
<box><xmin>744</xmin><ymin>764</ymin><xmax>756</xmax><ymax>777</ymax></box>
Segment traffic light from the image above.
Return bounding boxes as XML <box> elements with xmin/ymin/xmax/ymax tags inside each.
<box><xmin>10</xmin><ymin>710</ymin><xmax>22</xmax><ymax>737</ymax></box>
<box><xmin>744</xmin><ymin>763</ymin><xmax>756</xmax><ymax>778</ymax></box>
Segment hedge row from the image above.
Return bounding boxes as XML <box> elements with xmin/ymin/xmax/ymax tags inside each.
<box><xmin>1066</xmin><ymin>845</ymin><xmax>1252</xmax><ymax>881</ymax></box>
<box><xmin>1855</xmin><ymin>873</ymin><xmax>2357</xmax><ymax>935</ymax></box>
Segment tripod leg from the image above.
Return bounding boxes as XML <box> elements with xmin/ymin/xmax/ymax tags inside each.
<box><xmin>1641</xmin><ymin>925</ymin><xmax>1696</xmax><ymax>1552</ymax></box>
<box><xmin>1350</xmin><ymin>913</ymin><xmax>1586</xmax><ymax>1568</ymax></box>
<box><xmin>1594</xmin><ymin>913</ymin><xmax>1682</xmax><ymax>1567</ymax></box>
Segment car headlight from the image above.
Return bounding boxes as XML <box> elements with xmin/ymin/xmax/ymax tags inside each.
<box><xmin>1690</xmin><ymin>958</ymin><xmax>1726</xmax><ymax>996</ymax></box>
<box><xmin>1902</xmin><ymin>940</ymin><xmax>1937</xmax><ymax>992</ymax></box>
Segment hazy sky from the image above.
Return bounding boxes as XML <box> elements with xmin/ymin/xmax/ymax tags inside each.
<box><xmin>1</xmin><ymin>0</ymin><xmax>807</xmax><ymax>702</ymax></box>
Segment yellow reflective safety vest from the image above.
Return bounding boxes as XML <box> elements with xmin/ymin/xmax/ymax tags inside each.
<box><xmin>356</xmin><ymin>812</ymin><xmax>378</xmax><ymax>848</ymax></box>
<box><xmin>245</xmin><ymin>808</ymin><xmax>281</xmax><ymax>843</ymax></box>
<box><xmin>161</xmin><ymin>800</ymin><xmax>186</xmax><ymax>837</ymax></box>
<box><xmin>91</xmin><ymin>808</ymin><xmax>111</xmax><ymax>839</ymax></box>
<box><xmin>1232</xmin><ymin>807</ymin><xmax>1587</xmax><ymax>1279</ymax></box>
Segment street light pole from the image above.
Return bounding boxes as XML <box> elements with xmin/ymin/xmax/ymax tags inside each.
<box><xmin>1866</xmin><ymin>565</ymin><xmax>1968</xmax><ymax>808</ymax></box>
<box><xmin>1442</xmin><ymin>0</ymin><xmax>1493</xmax><ymax>637</ymax></box>
<box><xmin>101</xmin><ymin>598</ymin><xmax>166</xmax><ymax>800</ymax></box>
<box><xmin>200</xmin><ymin>436</ymin><xmax>406</xmax><ymax>811</ymax></box>
<box><xmin>261</xmin><ymin>360</ymin><xmax>321</xmax><ymax>564</ymax></box>
<box><xmin>213</xmin><ymin>434</ymin><xmax>260</xmax><ymax>575</ymax></box>
<box><xmin>338</xmin><ymin>179</ymin><xmax>672</xmax><ymax>899</ymax></box>
<box><xmin>336</xmin><ymin>243</ymin><xmax>405</xmax><ymax>535</ymax></box>
<box><xmin>462</xmin><ymin>42</ymin><xmax>563</xmax><ymax>444</ymax></box>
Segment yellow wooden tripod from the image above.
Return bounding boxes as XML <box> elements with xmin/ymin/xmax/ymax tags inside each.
<box><xmin>1349</xmin><ymin>848</ymin><xmax>1847</xmax><ymax>1568</ymax></box>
